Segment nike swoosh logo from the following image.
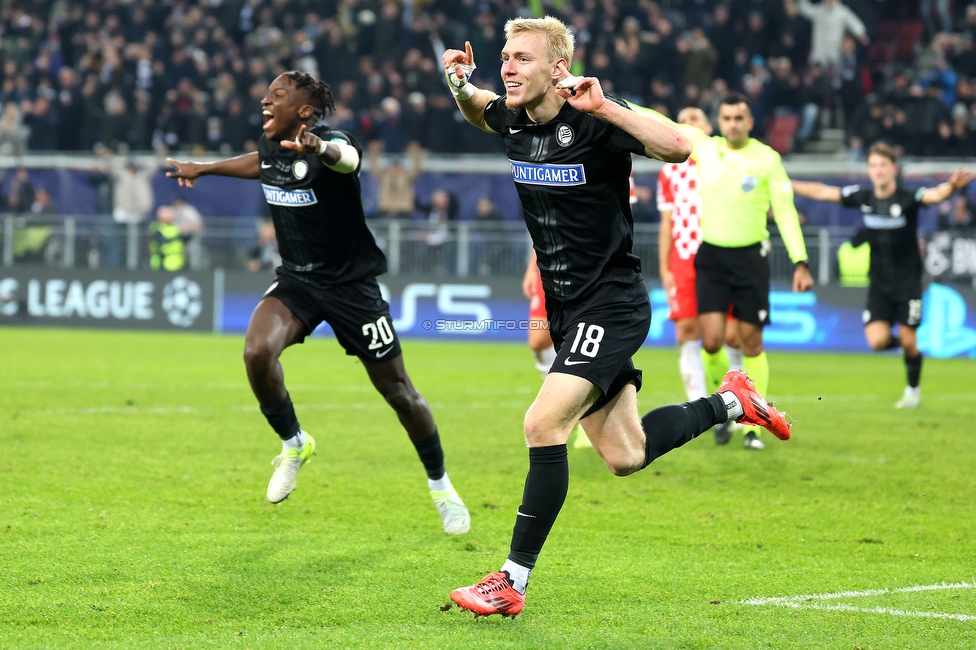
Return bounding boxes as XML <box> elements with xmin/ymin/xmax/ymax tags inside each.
<box><xmin>516</xmin><ymin>510</ymin><xmax>537</xmax><ymax>518</ymax></box>
<box><xmin>510</xmin><ymin>127</ymin><xmax>524</xmax><ymax>134</ymax></box>
<box><xmin>375</xmin><ymin>347</ymin><xmax>394</xmax><ymax>358</ymax></box>
<box><xmin>563</xmin><ymin>359</ymin><xmax>590</xmax><ymax>366</ymax></box>
<box><xmin>260</xmin><ymin>162</ymin><xmax>272</xmax><ymax>168</ymax></box>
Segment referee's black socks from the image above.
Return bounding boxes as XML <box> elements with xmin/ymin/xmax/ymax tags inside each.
<box><xmin>641</xmin><ymin>395</ymin><xmax>726</xmax><ymax>468</ymax></box>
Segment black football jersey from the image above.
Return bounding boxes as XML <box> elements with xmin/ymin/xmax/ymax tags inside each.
<box><xmin>484</xmin><ymin>95</ymin><xmax>648</xmax><ymax>302</ymax></box>
<box><xmin>840</xmin><ymin>184</ymin><xmax>925</xmax><ymax>295</ymax></box>
<box><xmin>257</xmin><ymin>126</ymin><xmax>386</xmax><ymax>283</ymax></box>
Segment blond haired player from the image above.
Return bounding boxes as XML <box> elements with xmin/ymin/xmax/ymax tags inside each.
<box><xmin>441</xmin><ymin>16</ymin><xmax>792</xmax><ymax>617</ymax></box>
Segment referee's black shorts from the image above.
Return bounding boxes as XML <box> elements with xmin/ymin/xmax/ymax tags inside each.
<box><xmin>695</xmin><ymin>241</ymin><xmax>771</xmax><ymax>326</ymax></box>
<box><xmin>262</xmin><ymin>267</ymin><xmax>402</xmax><ymax>363</ymax></box>
<box><xmin>547</xmin><ymin>279</ymin><xmax>649</xmax><ymax>417</ymax></box>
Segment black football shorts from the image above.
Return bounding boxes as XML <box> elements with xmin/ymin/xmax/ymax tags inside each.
<box><xmin>863</xmin><ymin>282</ymin><xmax>923</xmax><ymax>328</ymax></box>
<box><xmin>263</xmin><ymin>268</ymin><xmax>402</xmax><ymax>363</ymax></box>
<box><xmin>695</xmin><ymin>241</ymin><xmax>771</xmax><ymax>326</ymax></box>
<box><xmin>547</xmin><ymin>279</ymin><xmax>649</xmax><ymax>417</ymax></box>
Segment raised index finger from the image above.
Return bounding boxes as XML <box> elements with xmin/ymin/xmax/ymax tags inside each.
<box><xmin>295</xmin><ymin>124</ymin><xmax>306</xmax><ymax>144</ymax></box>
<box><xmin>464</xmin><ymin>41</ymin><xmax>473</xmax><ymax>64</ymax></box>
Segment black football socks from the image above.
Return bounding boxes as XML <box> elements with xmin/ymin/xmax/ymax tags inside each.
<box><xmin>507</xmin><ymin>444</ymin><xmax>569</xmax><ymax>572</ymax></box>
<box><xmin>641</xmin><ymin>395</ymin><xmax>726</xmax><ymax>467</ymax></box>
<box><xmin>905</xmin><ymin>351</ymin><xmax>923</xmax><ymax>388</ymax></box>
<box><xmin>411</xmin><ymin>430</ymin><xmax>446</xmax><ymax>481</ymax></box>
<box><xmin>261</xmin><ymin>393</ymin><xmax>301</xmax><ymax>441</ymax></box>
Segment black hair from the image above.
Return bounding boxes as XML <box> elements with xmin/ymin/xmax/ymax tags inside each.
<box><xmin>720</xmin><ymin>92</ymin><xmax>750</xmax><ymax>109</ymax></box>
<box><xmin>283</xmin><ymin>70</ymin><xmax>335</xmax><ymax>120</ymax></box>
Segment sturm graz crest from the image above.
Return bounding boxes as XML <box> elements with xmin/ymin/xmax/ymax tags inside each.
<box><xmin>162</xmin><ymin>276</ymin><xmax>203</xmax><ymax>327</ymax></box>
<box><xmin>556</xmin><ymin>124</ymin><xmax>574</xmax><ymax>147</ymax></box>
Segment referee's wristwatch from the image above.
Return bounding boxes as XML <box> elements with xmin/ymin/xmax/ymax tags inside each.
<box><xmin>794</xmin><ymin>260</ymin><xmax>809</xmax><ymax>269</ymax></box>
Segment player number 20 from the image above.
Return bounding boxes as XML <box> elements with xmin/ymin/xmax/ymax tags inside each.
<box><xmin>363</xmin><ymin>316</ymin><xmax>395</xmax><ymax>350</ymax></box>
<box><xmin>569</xmin><ymin>323</ymin><xmax>605</xmax><ymax>358</ymax></box>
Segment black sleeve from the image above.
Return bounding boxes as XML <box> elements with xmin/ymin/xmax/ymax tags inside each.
<box><xmin>602</xmin><ymin>95</ymin><xmax>651</xmax><ymax>157</ymax></box>
<box><xmin>839</xmin><ymin>184</ymin><xmax>866</xmax><ymax>208</ymax></box>
<box><xmin>317</xmin><ymin>127</ymin><xmax>361</xmax><ymax>154</ymax></box>
<box><xmin>483</xmin><ymin>96</ymin><xmax>509</xmax><ymax>134</ymax></box>
<box><xmin>850</xmin><ymin>228</ymin><xmax>870</xmax><ymax>247</ymax></box>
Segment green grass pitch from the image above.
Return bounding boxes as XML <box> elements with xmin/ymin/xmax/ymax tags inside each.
<box><xmin>1</xmin><ymin>327</ymin><xmax>975</xmax><ymax>649</ymax></box>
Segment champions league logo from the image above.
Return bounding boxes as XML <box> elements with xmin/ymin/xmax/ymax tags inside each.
<box><xmin>162</xmin><ymin>276</ymin><xmax>203</xmax><ymax>327</ymax></box>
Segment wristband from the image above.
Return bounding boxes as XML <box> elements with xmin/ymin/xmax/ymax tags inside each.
<box><xmin>446</xmin><ymin>66</ymin><xmax>476</xmax><ymax>100</ymax></box>
<box><xmin>317</xmin><ymin>139</ymin><xmax>328</xmax><ymax>156</ymax></box>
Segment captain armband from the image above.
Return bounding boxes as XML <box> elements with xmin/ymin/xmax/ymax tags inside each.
<box><xmin>318</xmin><ymin>140</ymin><xmax>360</xmax><ymax>174</ymax></box>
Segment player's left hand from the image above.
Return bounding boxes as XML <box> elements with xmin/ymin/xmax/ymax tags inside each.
<box><xmin>948</xmin><ymin>168</ymin><xmax>976</xmax><ymax>191</ymax></box>
<box><xmin>280</xmin><ymin>124</ymin><xmax>323</xmax><ymax>155</ymax></box>
<box><xmin>553</xmin><ymin>62</ymin><xmax>604</xmax><ymax>114</ymax></box>
<box><xmin>793</xmin><ymin>263</ymin><xmax>814</xmax><ymax>292</ymax></box>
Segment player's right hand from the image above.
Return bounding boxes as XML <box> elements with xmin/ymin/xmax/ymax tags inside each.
<box><xmin>442</xmin><ymin>41</ymin><xmax>475</xmax><ymax>85</ymax></box>
<box><xmin>166</xmin><ymin>159</ymin><xmax>202</xmax><ymax>189</ymax></box>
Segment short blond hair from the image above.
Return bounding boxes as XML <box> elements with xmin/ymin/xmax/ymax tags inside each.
<box><xmin>504</xmin><ymin>16</ymin><xmax>574</xmax><ymax>65</ymax></box>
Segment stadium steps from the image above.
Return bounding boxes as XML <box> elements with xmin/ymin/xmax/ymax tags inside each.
<box><xmin>803</xmin><ymin>128</ymin><xmax>845</xmax><ymax>155</ymax></box>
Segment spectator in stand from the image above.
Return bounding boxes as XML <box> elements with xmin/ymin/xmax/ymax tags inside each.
<box><xmin>56</xmin><ymin>67</ymin><xmax>84</xmax><ymax>151</ymax></box>
<box><xmin>8</xmin><ymin>169</ymin><xmax>35</xmax><ymax>215</ymax></box>
<box><xmin>368</xmin><ymin>140</ymin><xmax>423</xmax><ymax>220</ymax></box>
<box><xmin>30</xmin><ymin>188</ymin><xmax>58</xmax><ymax>216</ymax></box>
<box><xmin>678</xmin><ymin>27</ymin><xmax>718</xmax><ymax>91</ymax></box>
<box><xmin>112</xmin><ymin>160</ymin><xmax>156</xmax><ymax>226</ymax></box>
<box><xmin>472</xmin><ymin>195</ymin><xmax>505</xmax><ymax>276</ymax></box>
<box><xmin>418</xmin><ymin>189</ymin><xmax>457</xmax><ymax>273</ymax></box>
<box><xmin>171</xmin><ymin>195</ymin><xmax>205</xmax><ymax>269</ymax></box>
<box><xmin>938</xmin><ymin>194</ymin><xmax>976</xmax><ymax>230</ymax></box>
<box><xmin>632</xmin><ymin>185</ymin><xmax>659</xmax><ymax>224</ymax></box>
<box><xmin>921</xmin><ymin>0</ymin><xmax>953</xmax><ymax>39</ymax></box>
<box><xmin>0</xmin><ymin>104</ymin><xmax>29</xmax><ymax>156</ymax></box>
<box><xmin>836</xmin><ymin>35</ymin><xmax>865</xmax><ymax>123</ymax></box>
<box><xmin>797</xmin><ymin>0</ymin><xmax>869</xmax><ymax>73</ymax></box>
<box><xmin>920</xmin><ymin>56</ymin><xmax>960</xmax><ymax>110</ymax></box>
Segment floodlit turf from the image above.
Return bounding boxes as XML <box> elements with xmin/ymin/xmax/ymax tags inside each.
<box><xmin>1</xmin><ymin>327</ymin><xmax>975</xmax><ymax>649</ymax></box>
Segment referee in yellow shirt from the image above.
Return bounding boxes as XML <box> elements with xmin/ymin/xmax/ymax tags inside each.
<box><xmin>694</xmin><ymin>94</ymin><xmax>814</xmax><ymax>448</ymax></box>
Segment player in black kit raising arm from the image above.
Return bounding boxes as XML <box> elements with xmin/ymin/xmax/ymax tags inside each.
<box><xmin>793</xmin><ymin>141</ymin><xmax>974</xmax><ymax>409</ymax></box>
<box><xmin>441</xmin><ymin>17</ymin><xmax>793</xmax><ymax>618</ymax></box>
<box><xmin>165</xmin><ymin>71</ymin><xmax>470</xmax><ymax>535</ymax></box>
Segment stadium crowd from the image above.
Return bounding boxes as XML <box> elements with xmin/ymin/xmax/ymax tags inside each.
<box><xmin>0</xmin><ymin>0</ymin><xmax>969</xmax><ymax>159</ymax></box>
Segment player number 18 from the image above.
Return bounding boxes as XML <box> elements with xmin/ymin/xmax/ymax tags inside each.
<box><xmin>569</xmin><ymin>323</ymin><xmax>605</xmax><ymax>358</ymax></box>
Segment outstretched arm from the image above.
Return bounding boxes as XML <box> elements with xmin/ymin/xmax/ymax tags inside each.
<box><xmin>281</xmin><ymin>124</ymin><xmax>360</xmax><ymax>173</ymax></box>
<box><xmin>919</xmin><ymin>168</ymin><xmax>976</xmax><ymax>205</ymax></box>
<box><xmin>166</xmin><ymin>153</ymin><xmax>260</xmax><ymax>188</ymax></box>
<box><xmin>791</xmin><ymin>180</ymin><xmax>842</xmax><ymax>203</ymax></box>
<box><xmin>442</xmin><ymin>41</ymin><xmax>499</xmax><ymax>133</ymax></box>
<box><xmin>556</xmin><ymin>64</ymin><xmax>690</xmax><ymax>162</ymax></box>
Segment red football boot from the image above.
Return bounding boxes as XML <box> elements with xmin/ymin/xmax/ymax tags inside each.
<box><xmin>719</xmin><ymin>370</ymin><xmax>791</xmax><ymax>440</ymax></box>
<box><xmin>450</xmin><ymin>572</ymin><xmax>525</xmax><ymax>618</ymax></box>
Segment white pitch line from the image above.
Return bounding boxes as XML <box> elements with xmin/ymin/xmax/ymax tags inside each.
<box><xmin>775</xmin><ymin>602</ymin><xmax>976</xmax><ymax>622</ymax></box>
<box><xmin>736</xmin><ymin>581</ymin><xmax>976</xmax><ymax>622</ymax></box>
